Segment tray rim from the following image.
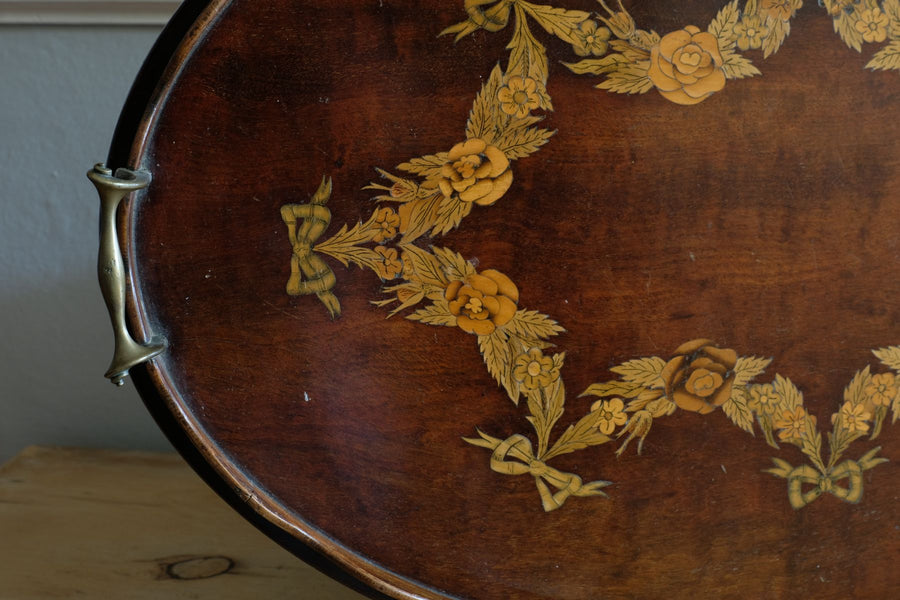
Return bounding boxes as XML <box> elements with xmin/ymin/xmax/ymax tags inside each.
<box><xmin>108</xmin><ymin>1</ymin><xmax>450</xmax><ymax>598</ymax></box>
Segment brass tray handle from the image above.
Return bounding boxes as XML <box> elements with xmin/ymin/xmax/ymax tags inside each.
<box><xmin>88</xmin><ymin>163</ymin><xmax>166</xmax><ymax>386</ymax></box>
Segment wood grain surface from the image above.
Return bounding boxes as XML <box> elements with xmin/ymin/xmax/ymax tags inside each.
<box><xmin>114</xmin><ymin>1</ymin><xmax>899</xmax><ymax>598</ymax></box>
<box><xmin>0</xmin><ymin>446</ymin><xmax>367</xmax><ymax>599</ymax></box>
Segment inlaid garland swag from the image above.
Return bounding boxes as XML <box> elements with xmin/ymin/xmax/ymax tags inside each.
<box><xmin>280</xmin><ymin>0</ymin><xmax>900</xmax><ymax>511</ymax></box>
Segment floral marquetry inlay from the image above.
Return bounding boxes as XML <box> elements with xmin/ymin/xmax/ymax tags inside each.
<box><xmin>278</xmin><ymin>0</ymin><xmax>899</xmax><ymax>512</ymax></box>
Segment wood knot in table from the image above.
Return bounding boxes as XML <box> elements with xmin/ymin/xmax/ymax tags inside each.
<box><xmin>158</xmin><ymin>555</ymin><xmax>235</xmax><ymax>580</ymax></box>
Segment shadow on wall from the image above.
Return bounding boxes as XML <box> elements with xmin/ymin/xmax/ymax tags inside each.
<box><xmin>0</xmin><ymin>275</ymin><xmax>172</xmax><ymax>462</ymax></box>
<box><xmin>0</xmin><ymin>26</ymin><xmax>170</xmax><ymax>462</ymax></box>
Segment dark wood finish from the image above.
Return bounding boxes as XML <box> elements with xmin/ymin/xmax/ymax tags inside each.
<box><xmin>112</xmin><ymin>1</ymin><xmax>900</xmax><ymax>598</ymax></box>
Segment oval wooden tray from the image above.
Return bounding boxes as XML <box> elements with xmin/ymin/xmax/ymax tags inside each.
<box><xmin>106</xmin><ymin>1</ymin><xmax>900</xmax><ymax>598</ymax></box>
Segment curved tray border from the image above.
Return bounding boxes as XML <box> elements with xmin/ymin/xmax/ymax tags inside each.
<box><xmin>108</xmin><ymin>1</ymin><xmax>449</xmax><ymax>599</ymax></box>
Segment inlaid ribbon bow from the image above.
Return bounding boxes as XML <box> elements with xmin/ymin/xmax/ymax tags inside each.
<box><xmin>465</xmin><ymin>0</ymin><xmax>514</xmax><ymax>32</ymax></box>
<box><xmin>766</xmin><ymin>447</ymin><xmax>888</xmax><ymax>509</ymax></box>
<box><xmin>442</xmin><ymin>0</ymin><xmax>514</xmax><ymax>39</ymax></box>
<box><xmin>490</xmin><ymin>434</ymin><xmax>610</xmax><ymax>512</ymax></box>
<box><xmin>280</xmin><ymin>176</ymin><xmax>341</xmax><ymax>317</ymax></box>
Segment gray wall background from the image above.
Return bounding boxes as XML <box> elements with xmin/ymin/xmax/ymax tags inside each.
<box><xmin>1</xmin><ymin>25</ymin><xmax>173</xmax><ymax>462</ymax></box>
<box><xmin>0</xmin><ymin>20</ymin><xmax>371</xmax><ymax>600</ymax></box>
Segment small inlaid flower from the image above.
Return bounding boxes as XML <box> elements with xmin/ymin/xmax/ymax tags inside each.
<box><xmin>733</xmin><ymin>15</ymin><xmax>770</xmax><ymax>51</ymax></box>
<box><xmin>371</xmin><ymin>207</ymin><xmax>400</xmax><ymax>243</ymax></box>
<box><xmin>572</xmin><ymin>20</ymin><xmax>611</xmax><ymax>57</ymax></box>
<box><xmin>373</xmin><ymin>246</ymin><xmax>402</xmax><ymax>280</ymax></box>
<box><xmin>832</xmin><ymin>401</ymin><xmax>871</xmax><ymax>434</ymax></box>
<box><xmin>748</xmin><ymin>383</ymin><xmax>780</xmax><ymax>416</ymax></box>
<box><xmin>590</xmin><ymin>398</ymin><xmax>628</xmax><ymax>435</ymax></box>
<box><xmin>774</xmin><ymin>407</ymin><xmax>816</xmax><ymax>441</ymax></box>
<box><xmin>865</xmin><ymin>372</ymin><xmax>898</xmax><ymax>408</ymax></box>
<box><xmin>513</xmin><ymin>348</ymin><xmax>560</xmax><ymax>391</ymax></box>
<box><xmin>855</xmin><ymin>8</ymin><xmax>889</xmax><ymax>44</ymax></box>
<box><xmin>498</xmin><ymin>76</ymin><xmax>541</xmax><ymax>118</ymax></box>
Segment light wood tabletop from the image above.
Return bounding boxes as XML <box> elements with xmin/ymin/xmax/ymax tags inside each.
<box><xmin>0</xmin><ymin>446</ymin><xmax>368</xmax><ymax>599</ymax></box>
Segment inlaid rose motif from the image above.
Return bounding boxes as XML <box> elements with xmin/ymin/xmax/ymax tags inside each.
<box><xmin>660</xmin><ymin>339</ymin><xmax>738</xmax><ymax>414</ymax></box>
<box><xmin>445</xmin><ymin>269</ymin><xmax>519</xmax><ymax>335</ymax></box>
<box><xmin>647</xmin><ymin>25</ymin><xmax>726</xmax><ymax>105</ymax></box>
<box><xmin>431</xmin><ymin>138</ymin><xmax>513</xmax><ymax>206</ymax></box>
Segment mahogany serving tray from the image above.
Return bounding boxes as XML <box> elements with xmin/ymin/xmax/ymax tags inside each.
<box><xmin>98</xmin><ymin>1</ymin><xmax>900</xmax><ymax>598</ymax></box>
